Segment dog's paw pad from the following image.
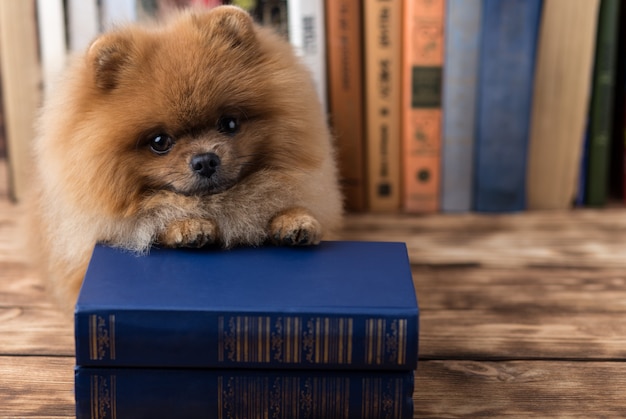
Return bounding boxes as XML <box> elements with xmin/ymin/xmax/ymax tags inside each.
<box><xmin>159</xmin><ymin>219</ymin><xmax>217</xmax><ymax>248</ymax></box>
<box><xmin>269</xmin><ymin>211</ymin><xmax>322</xmax><ymax>246</ymax></box>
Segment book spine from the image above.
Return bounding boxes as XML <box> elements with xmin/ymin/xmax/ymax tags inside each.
<box><xmin>0</xmin><ymin>0</ymin><xmax>40</xmax><ymax>201</ymax></box>
<box><xmin>67</xmin><ymin>0</ymin><xmax>100</xmax><ymax>53</ymax></box>
<box><xmin>364</xmin><ymin>0</ymin><xmax>402</xmax><ymax>212</ymax></box>
<box><xmin>401</xmin><ymin>0</ymin><xmax>446</xmax><ymax>213</ymax></box>
<box><xmin>623</xmin><ymin>99</ymin><xmax>626</xmax><ymax>202</ymax></box>
<box><xmin>245</xmin><ymin>1</ymin><xmax>289</xmax><ymax>38</ymax></box>
<box><xmin>325</xmin><ymin>0</ymin><xmax>367</xmax><ymax>211</ymax></box>
<box><xmin>620</xmin><ymin>114</ymin><xmax>626</xmax><ymax>204</ymax></box>
<box><xmin>585</xmin><ymin>0</ymin><xmax>620</xmax><ymax>207</ymax></box>
<box><xmin>440</xmin><ymin>0</ymin><xmax>482</xmax><ymax>212</ymax></box>
<box><xmin>75</xmin><ymin>311</ymin><xmax>418</xmax><ymax>370</ymax></box>
<box><xmin>576</xmin><ymin>126</ymin><xmax>591</xmax><ymax>206</ymax></box>
<box><xmin>287</xmin><ymin>0</ymin><xmax>327</xmax><ymax>110</ymax></box>
<box><xmin>36</xmin><ymin>0</ymin><xmax>67</xmax><ymax>99</ymax></box>
<box><xmin>473</xmin><ymin>0</ymin><xmax>543</xmax><ymax>212</ymax></box>
<box><xmin>608</xmin><ymin>0</ymin><xmax>626</xmax><ymax>203</ymax></box>
<box><xmin>526</xmin><ymin>0</ymin><xmax>600</xmax><ymax>210</ymax></box>
<box><xmin>75</xmin><ymin>367</ymin><xmax>415</xmax><ymax>419</ymax></box>
<box><xmin>100</xmin><ymin>0</ymin><xmax>137</xmax><ymax>30</ymax></box>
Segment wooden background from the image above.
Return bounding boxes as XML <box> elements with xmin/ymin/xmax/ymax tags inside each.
<box><xmin>2</xmin><ymin>158</ymin><xmax>626</xmax><ymax>417</ymax></box>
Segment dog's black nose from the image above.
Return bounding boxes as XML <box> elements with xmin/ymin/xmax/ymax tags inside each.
<box><xmin>190</xmin><ymin>153</ymin><xmax>221</xmax><ymax>178</ymax></box>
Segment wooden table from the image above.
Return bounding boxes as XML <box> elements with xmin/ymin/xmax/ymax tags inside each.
<box><xmin>2</xmin><ymin>158</ymin><xmax>626</xmax><ymax>417</ymax></box>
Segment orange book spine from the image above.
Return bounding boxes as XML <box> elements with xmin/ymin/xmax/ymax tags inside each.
<box><xmin>326</xmin><ymin>0</ymin><xmax>367</xmax><ymax>212</ymax></box>
<box><xmin>401</xmin><ymin>0</ymin><xmax>445</xmax><ymax>213</ymax></box>
<box><xmin>364</xmin><ymin>0</ymin><xmax>402</xmax><ymax>212</ymax></box>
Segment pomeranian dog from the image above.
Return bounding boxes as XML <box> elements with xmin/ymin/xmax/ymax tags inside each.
<box><xmin>29</xmin><ymin>5</ymin><xmax>342</xmax><ymax>309</ymax></box>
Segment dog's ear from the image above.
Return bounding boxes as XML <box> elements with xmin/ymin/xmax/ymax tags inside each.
<box><xmin>193</xmin><ymin>5</ymin><xmax>257</xmax><ymax>49</ymax></box>
<box><xmin>87</xmin><ymin>32</ymin><xmax>135</xmax><ymax>90</ymax></box>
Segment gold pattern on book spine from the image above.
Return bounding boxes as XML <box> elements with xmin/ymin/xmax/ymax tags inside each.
<box><xmin>365</xmin><ymin>318</ymin><xmax>408</xmax><ymax>365</ymax></box>
<box><xmin>218</xmin><ymin>316</ymin><xmax>354</xmax><ymax>365</ymax></box>
<box><xmin>304</xmin><ymin>317</ymin><xmax>354</xmax><ymax>365</ymax></box>
<box><xmin>218</xmin><ymin>375</ymin><xmax>351</xmax><ymax>418</ymax></box>
<box><xmin>89</xmin><ymin>315</ymin><xmax>116</xmax><ymax>361</ymax></box>
<box><xmin>361</xmin><ymin>376</ymin><xmax>405</xmax><ymax>419</ymax></box>
<box><xmin>90</xmin><ymin>374</ymin><xmax>117</xmax><ymax>419</ymax></box>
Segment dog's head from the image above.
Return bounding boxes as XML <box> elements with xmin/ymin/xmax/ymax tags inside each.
<box><xmin>43</xmin><ymin>6</ymin><xmax>326</xmax><ymax>215</ymax></box>
<box><xmin>87</xmin><ymin>6</ymin><xmax>287</xmax><ymax>197</ymax></box>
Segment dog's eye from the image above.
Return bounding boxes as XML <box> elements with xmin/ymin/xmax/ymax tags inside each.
<box><xmin>149</xmin><ymin>134</ymin><xmax>174</xmax><ymax>155</ymax></box>
<box><xmin>217</xmin><ymin>116</ymin><xmax>240</xmax><ymax>135</ymax></box>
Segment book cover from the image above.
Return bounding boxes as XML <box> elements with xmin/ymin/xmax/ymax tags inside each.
<box><xmin>287</xmin><ymin>0</ymin><xmax>327</xmax><ymax>110</ymax></box>
<box><xmin>326</xmin><ymin>0</ymin><xmax>367</xmax><ymax>212</ymax></box>
<box><xmin>75</xmin><ymin>241</ymin><xmax>419</xmax><ymax>370</ymax></box>
<box><xmin>473</xmin><ymin>0</ymin><xmax>542</xmax><ymax>212</ymax></box>
<box><xmin>364</xmin><ymin>0</ymin><xmax>402</xmax><ymax>212</ymax></box>
<box><xmin>585</xmin><ymin>0</ymin><xmax>620</xmax><ymax>207</ymax></box>
<box><xmin>401</xmin><ymin>0</ymin><xmax>446</xmax><ymax>213</ymax></box>
<box><xmin>75</xmin><ymin>367</ymin><xmax>415</xmax><ymax>419</ymax></box>
<box><xmin>526</xmin><ymin>0</ymin><xmax>600</xmax><ymax>210</ymax></box>
<box><xmin>440</xmin><ymin>0</ymin><xmax>482</xmax><ymax>213</ymax></box>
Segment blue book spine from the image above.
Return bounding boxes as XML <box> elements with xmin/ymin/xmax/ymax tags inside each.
<box><xmin>473</xmin><ymin>0</ymin><xmax>543</xmax><ymax>212</ymax></box>
<box><xmin>76</xmin><ymin>310</ymin><xmax>418</xmax><ymax>370</ymax></box>
<box><xmin>441</xmin><ymin>0</ymin><xmax>483</xmax><ymax>212</ymax></box>
<box><xmin>75</xmin><ymin>367</ymin><xmax>415</xmax><ymax>419</ymax></box>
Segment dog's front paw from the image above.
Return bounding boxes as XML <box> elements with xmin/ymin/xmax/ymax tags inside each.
<box><xmin>158</xmin><ymin>218</ymin><xmax>218</xmax><ymax>248</ymax></box>
<box><xmin>269</xmin><ymin>208</ymin><xmax>322</xmax><ymax>246</ymax></box>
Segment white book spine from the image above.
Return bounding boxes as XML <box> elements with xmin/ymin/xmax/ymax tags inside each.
<box><xmin>287</xmin><ymin>0</ymin><xmax>327</xmax><ymax>111</ymax></box>
<box><xmin>101</xmin><ymin>0</ymin><xmax>138</xmax><ymax>29</ymax></box>
<box><xmin>68</xmin><ymin>0</ymin><xmax>100</xmax><ymax>52</ymax></box>
<box><xmin>36</xmin><ymin>0</ymin><xmax>67</xmax><ymax>98</ymax></box>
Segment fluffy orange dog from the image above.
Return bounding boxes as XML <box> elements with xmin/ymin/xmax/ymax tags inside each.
<box><xmin>30</xmin><ymin>6</ymin><xmax>342</xmax><ymax>309</ymax></box>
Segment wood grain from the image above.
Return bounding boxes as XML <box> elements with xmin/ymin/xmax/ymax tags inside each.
<box><xmin>420</xmin><ymin>310</ymin><xmax>626</xmax><ymax>360</ymax></box>
<box><xmin>342</xmin><ymin>211</ymin><xmax>626</xmax><ymax>268</ymax></box>
<box><xmin>413</xmin><ymin>266</ymin><xmax>626</xmax><ymax>311</ymax></box>
<box><xmin>0</xmin><ymin>305</ymin><xmax>73</xmax><ymax>356</ymax></box>
<box><xmin>414</xmin><ymin>360</ymin><xmax>626</xmax><ymax>418</ymax></box>
<box><xmin>0</xmin><ymin>264</ymin><xmax>46</xmax><ymax>307</ymax></box>
<box><xmin>0</xmin><ymin>356</ymin><xmax>74</xmax><ymax>418</ymax></box>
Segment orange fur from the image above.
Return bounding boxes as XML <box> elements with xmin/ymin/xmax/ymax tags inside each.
<box><xmin>29</xmin><ymin>6</ymin><xmax>343</xmax><ymax>310</ymax></box>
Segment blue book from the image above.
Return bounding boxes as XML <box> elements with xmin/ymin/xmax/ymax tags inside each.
<box><xmin>441</xmin><ymin>0</ymin><xmax>483</xmax><ymax>212</ymax></box>
<box><xmin>75</xmin><ymin>241</ymin><xmax>419</xmax><ymax>370</ymax></box>
<box><xmin>473</xmin><ymin>0</ymin><xmax>543</xmax><ymax>212</ymax></box>
<box><xmin>75</xmin><ymin>367</ymin><xmax>415</xmax><ymax>419</ymax></box>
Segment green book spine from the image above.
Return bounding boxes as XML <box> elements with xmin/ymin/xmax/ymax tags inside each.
<box><xmin>586</xmin><ymin>0</ymin><xmax>620</xmax><ymax>207</ymax></box>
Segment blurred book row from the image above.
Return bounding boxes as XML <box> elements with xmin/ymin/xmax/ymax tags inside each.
<box><xmin>0</xmin><ymin>0</ymin><xmax>624</xmax><ymax>214</ymax></box>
